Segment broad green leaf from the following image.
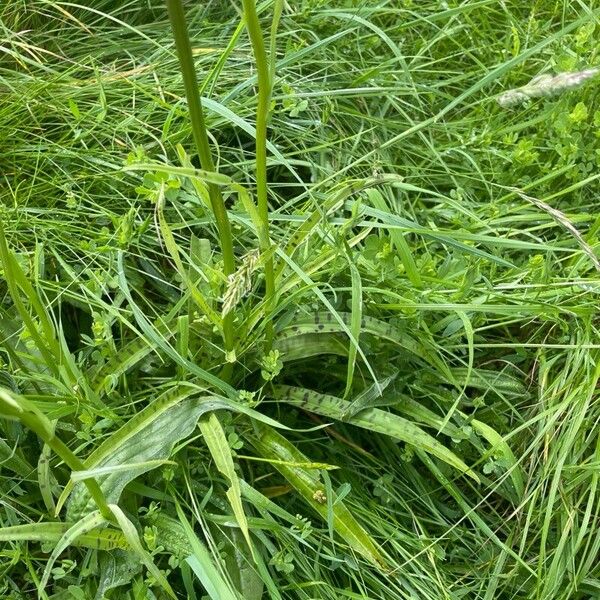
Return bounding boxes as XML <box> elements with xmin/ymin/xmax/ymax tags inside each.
<box><xmin>57</xmin><ymin>383</ymin><xmax>197</xmax><ymax>515</ymax></box>
<box><xmin>95</xmin><ymin>549</ymin><xmax>142</xmax><ymax>600</ymax></box>
<box><xmin>71</xmin><ymin>459</ymin><xmax>175</xmax><ymax>481</ymax></box>
<box><xmin>66</xmin><ymin>386</ymin><xmax>217</xmax><ymax>519</ymax></box>
<box><xmin>65</xmin><ymin>384</ymin><xmax>289</xmax><ymax>519</ymax></box>
<box><xmin>238</xmin><ymin>455</ymin><xmax>338</xmax><ymax>470</ymax></box>
<box><xmin>275</xmin><ymin>311</ymin><xmax>449</xmax><ymax>377</ymax></box>
<box><xmin>274</xmin><ymin>332</ymin><xmax>348</xmax><ymax>362</ymax></box>
<box><xmin>223</xmin><ymin>529</ymin><xmax>265</xmax><ymax>600</ymax></box>
<box><xmin>448</xmin><ymin>367</ymin><xmax>527</xmax><ymax>397</ymax></box>
<box><xmin>274</xmin><ymin>384</ymin><xmax>479</xmax><ymax>482</ymax></box>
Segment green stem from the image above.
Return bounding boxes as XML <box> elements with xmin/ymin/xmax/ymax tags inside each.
<box><xmin>165</xmin><ymin>0</ymin><xmax>236</xmax><ymax>365</ymax></box>
<box><xmin>19</xmin><ymin>412</ymin><xmax>113</xmax><ymax>521</ymax></box>
<box><xmin>241</xmin><ymin>0</ymin><xmax>276</xmax><ymax>349</ymax></box>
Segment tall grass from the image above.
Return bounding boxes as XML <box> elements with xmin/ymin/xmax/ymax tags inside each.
<box><xmin>0</xmin><ymin>1</ymin><xmax>599</xmax><ymax>599</ymax></box>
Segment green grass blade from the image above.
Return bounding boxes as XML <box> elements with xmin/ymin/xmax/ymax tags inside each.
<box><xmin>40</xmin><ymin>510</ymin><xmax>107</xmax><ymax>593</ymax></box>
<box><xmin>0</xmin><ymin>522</ymin><xmax>128</xmax><ymax>551</ymax></box>
<box><xmin>175</xmin><ymin>502</ymin><xmax>242</xmax><ymax>600</ymax></box>
<box><xmin>109</xmin><ymin>503</ymin><xmax>176</xmax><ymax>599</ymax></box>
<box><xmin>198</xmin><ymin>411</ymin><xmax>254</xmax><ymax>558</ymax></box>
<box><xmin>343</xmin><ymin>255</ymin><xmax>363</xmax><ymax>399</ymax></box>
<box><xmin>250</xmin><ymin>421</ymin><xmax>387</xmax><ymax>570</ymax></box>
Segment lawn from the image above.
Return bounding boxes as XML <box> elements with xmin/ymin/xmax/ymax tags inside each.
<box><xmin>0</xmin><ymin>1</ymin><xmax>599</xmax><ymax>599</ymax></box>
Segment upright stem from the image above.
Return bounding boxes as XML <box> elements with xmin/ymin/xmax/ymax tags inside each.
<box><xmin>165</xmin><ymin>0</ymin><xmax>236</xmax><ymax>365</ymax></box>
<box><xmin>241</xmin><ymin>0</ymin><xmax>275</xmax><ymax>349</ymax></box>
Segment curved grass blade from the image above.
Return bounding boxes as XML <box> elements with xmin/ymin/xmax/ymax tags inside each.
<box><xmin>156</xmin><ymin>185</ymin><xmax>221</xmax><ymax>327</ymax></box>
<box><xmin>40</xmin><ymin>510</ymin><xmax>107</xmax><ymax>594</ymax></box>
<box><xmin>88</xmin><ymin>316</ymin><xmax>177</xmax><ymax>393</ymax></box>
<box><xmin>38</xmin><ymin>442</ymin><xmax>56</xmax><ymax>513</ymax></box>
<box><xmin>0</xmin><ymin>522</ymin><xmax>128</xmax><ymax>550</ymax></box>
<box><xmin>417</xmin><ymin>450</ymin><xmax>535</xmax><ymax>577</ymax></box>
<box><xmin>249</xmin><ymin>421</ymin><xmax>387</xmax><ymax>570</ymax></box>
<box><xmin>364</xmin><ymin>188</ymin><xmax>421</xmax><ymax>286</ymax></box>
<box><xmin>0</xmin><ymin>437</ymin><xmax>34</xmax><ymax>477</ymax></box>
<box><xmin>470</xmin><ymin>418</ymin><xmax>524</xmax><ymax>499</ymax></box>
<box><xmin>116</xmin><ymin>251</ymin><xmax>235</xmax><ymax>397</ymax></box>
<box><xmin>343</xmin><ymin>256</ymin><xmax>362</xmax><ymax>399</ymax></box>
<box><xmin>0</xmin><ymin>223</ymin><xmax>61</xmax><ymax>376</ymax></box>
<box><xmin>109</xmin><ymin>503</ymin><xmax>176</xmax><ymax>599</ymax></box>
<box><xmin>198</xmin><ymin>412</ymin><xmax>253</xmax><ymax>558</ymax></box>
<box><xmin>175</xmin><ymin>502</ymin><xmax>242</xmax><ymax>600</ymax></box>
<box><xmin>87</xmin><ymin>291</ymin><xmax>191</xmax><ymax>393</ymax></box>
<box><xmin>276</xmin><ymin>178</ymin><xmax>389</xmax><ymax>276</ymax></box>
<box><xmin>0</xmin><ymin>387</ymin><xmax>112</xmax><ymax>519</ymax></box>
<box><xmin>341</xmin><ymin>374</ymin><xmax>396</xmax><ymax>420</ymax></box>
<box><xmin>438</xmin><ymin>310</ymin><xmax>473</xmax><ymax>432</ymax></box>
<box><xmin>395</xmin><ymin>396</ymin><xmax>465</xmax><ymax>441</ymax></box>
<box><xmin>201</xmin><ymin>96</ymin><xmax>301</xmax><ymax>185</ymax></box>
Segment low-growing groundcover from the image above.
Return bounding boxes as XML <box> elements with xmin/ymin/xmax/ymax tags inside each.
<box><xmin>1</xmin><ymin>1</ymin><xmax>599</xmax><ymax>599</ymax></box>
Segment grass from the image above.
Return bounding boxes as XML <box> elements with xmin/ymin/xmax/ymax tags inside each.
<box><xmin>1</xmin><ymin>1</ymin><xmax>599</xmax><ymax>599</ymax></box>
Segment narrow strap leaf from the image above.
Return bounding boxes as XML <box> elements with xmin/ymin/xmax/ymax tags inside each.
<box><xmin>274</xmin><ymin>384</ymin><xmax>479</xmax><ymax>482</ymax></box>
<box><xmin>109</xmin><ymin>504</ymin><xmax>176</xmax><ymax>599</ymax></box>
<box><xmin>198</xmin><ymin>412</ymin><xmax>254</xmax><ymax>558</ymax></box>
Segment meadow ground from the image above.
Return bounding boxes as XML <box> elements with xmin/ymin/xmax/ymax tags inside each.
<box><xmin>0</xmin><ymin>1</ymin><xmax>599</xmax><ymax>599</ymax></box>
